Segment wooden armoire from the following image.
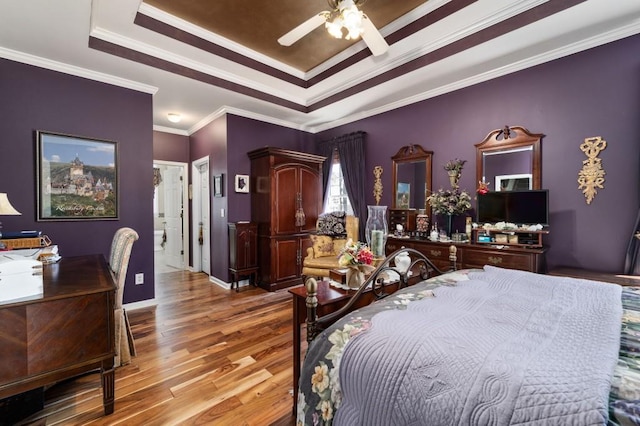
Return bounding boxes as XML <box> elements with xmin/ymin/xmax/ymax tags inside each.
<box><xmin>248</xmin><ymin>147</ymin><xmax>325</xmax><ymax>291</ymax></box>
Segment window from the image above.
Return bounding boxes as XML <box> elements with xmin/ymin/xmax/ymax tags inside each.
<box><xmin>323</xmin><ymin>151</ymin><xmax>354</xmax><ymax>215</ymax></box>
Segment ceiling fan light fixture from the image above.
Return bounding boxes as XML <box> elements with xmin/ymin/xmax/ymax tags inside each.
<box><xmin>325</xmin><ymin>0</ymin><xmax>364</xmax><ymax>40</ymax></box>
<box><xmin>278</xmin><ymin>0</ymin><xmax>387</xmax><ymax>56</ymax></box>
<box><xmin>326</xmin><ymin>15</ymin><xmax>344</xmax><ymax>39</ymax></box>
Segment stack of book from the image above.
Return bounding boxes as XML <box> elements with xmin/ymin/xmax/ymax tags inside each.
<box><xmin>0</xmin><ymin>231</ymin><xmax>51</xmax><ymax>251</ymax></box>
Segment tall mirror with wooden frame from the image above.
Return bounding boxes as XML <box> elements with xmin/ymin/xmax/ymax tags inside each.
<box><xmin>475</xmin><ymin>126</ymin><xmax>544</xmax><ymax>192</ymax></box>
<box><xmin>391</xmin><ymin>145</ymin><xmax>433</xmax><ymax>211</ymax></box>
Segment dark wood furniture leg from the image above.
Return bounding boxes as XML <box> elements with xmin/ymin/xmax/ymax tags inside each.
<box><xmin>101</xmin><ymin>360</ymin><xmax>115</xmax><ymax>415</ymax></box>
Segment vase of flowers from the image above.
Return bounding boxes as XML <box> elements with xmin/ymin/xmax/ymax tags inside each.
<box><xmin>427</xmin><ymin>188</ymin><xmax>472</xmax><ymax>236</ymax></box>
<box><xmin>338</xmin><ymin>240</ymin><xmax>375</xmax><ymax>289</ymax></box>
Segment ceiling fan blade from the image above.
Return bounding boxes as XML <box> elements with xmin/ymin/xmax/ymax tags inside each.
<box><xmin>278</xmin><ymin>13</ymin><xmax>327</xmax><ymax>46</ymax></box>
<box><xmin>361</xmin><ymin>14</ymin><xmax>389</xmax><ymax>56</ymax></box>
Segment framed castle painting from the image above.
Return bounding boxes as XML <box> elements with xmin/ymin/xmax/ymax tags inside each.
<box><xmin>36</xmin><ymin>131</ymin><xmax>119</xmax><ymax>221</ymax></box>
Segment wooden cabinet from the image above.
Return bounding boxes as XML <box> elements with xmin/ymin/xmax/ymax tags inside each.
<box><xmin>472</xmin><ymin>228</ymin><xmax>548</xmax><ymax>248</ymax></box>
<box><xmin>228</xmin><ymin>222</ymin><xmax>258</xmax><ymax>292</ymax></box>
<box><xmin>387</xmin><ymin>237</ymin><xmax>546</xmax><ymax>273</ymax></box>
<box><xmin>248</xmin><ymin>147</ymin><xmax>324</xmax><ymax>291</ymax></box>
<box><xmin>389</xmin><ymin>209</ymin><xmax>417</xmax><ymax>232</ymax></box>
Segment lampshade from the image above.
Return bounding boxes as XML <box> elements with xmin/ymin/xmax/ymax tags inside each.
<box><xmin>0</xmin><ymin>193</ymin><xmax>21</xmax><ymax>215</ymax></box>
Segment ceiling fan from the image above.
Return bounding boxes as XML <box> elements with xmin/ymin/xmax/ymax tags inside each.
<box><xmin>277</xmin><ymin>0</ymin><xmax>390</xmax><ymax>56</ymax></box>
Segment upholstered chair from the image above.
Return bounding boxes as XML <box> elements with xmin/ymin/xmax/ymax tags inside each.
<box><xmin>109</xmin><ymin>227</ymin><xmax>139</xmax><ymax>367</ymax></box>
<box><xmin>302</xmin><ymin>212</ymin><xmax>359</xmax><ymax>278</ymax></box>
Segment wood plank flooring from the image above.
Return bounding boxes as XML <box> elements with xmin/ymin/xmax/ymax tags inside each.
<box><xmin>19</xmin><ymin>270</ymin><xmax>298</xmax><ymax>425</ymax></box>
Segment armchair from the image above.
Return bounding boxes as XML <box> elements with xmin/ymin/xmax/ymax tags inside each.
<box><xmin>302</xmin><ymin>212</ymin><xmax>359</xmax><ymax>278</ymax></box>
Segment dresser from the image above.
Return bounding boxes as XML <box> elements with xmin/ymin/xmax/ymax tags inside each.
<box><xmin>248</xmin><ymin>147</ymin><xmax>325</xmax><ymax>291</ymax></box>
<box><xmin>387</xmin><ymin>237</ymin><xmax>546</xmax><ymax>273</ymax></box>
<box><xmin>228</xmin><ymin>222</ymin><xmax>258</xmax><ymax>291</ymax></box>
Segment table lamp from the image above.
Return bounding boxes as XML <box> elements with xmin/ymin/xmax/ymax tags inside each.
<box><xmin>0</xmin><ymin>193</ymin><xmax>22</xmax><ymax>241</ymax></box>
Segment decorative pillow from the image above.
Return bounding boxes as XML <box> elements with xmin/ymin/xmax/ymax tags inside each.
<box><xmin>333</xmin><ymin>238</ymin><xmax>347</xmax><ymax>255</ymax></box>
<box><xmin>317</xmin><ymin>211</ymin><xmax>347</xmax><ymax>237</ymax></box>
<box><xmin>311</xmin><ymin>235</ymin><xmax>335</xmax><ymax>258</ymax></box>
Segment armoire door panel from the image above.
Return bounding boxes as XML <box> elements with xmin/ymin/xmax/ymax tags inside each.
<box><xmin>273</xmin><ymin>166</ymin><xmax>298</xmax><ymax>235</ymax></box>
<box><xmin>273</xmin><ymin>238</ymin><xmax>299</xmax><ymax>282</ymax></box>
<box><xmin>299</xmin><ymin>166</ymin><xmax>321</xmax><ymax>232</ymax></box>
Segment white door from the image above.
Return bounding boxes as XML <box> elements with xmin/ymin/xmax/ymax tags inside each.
<box><xmin>199</xmin><ymin>163</ymin><xmax>211</xmax><ymax>275</ymax></box>
<box><xmin>163</xmin><ymin>166</ymin><xmax>184</xmax><ymax>269</ymax></box>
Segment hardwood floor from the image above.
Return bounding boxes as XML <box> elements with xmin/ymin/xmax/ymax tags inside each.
<box><xmin>19</xmin><ymin>270</ymin><xmax>298</xmax><ymax>425</ymax></box>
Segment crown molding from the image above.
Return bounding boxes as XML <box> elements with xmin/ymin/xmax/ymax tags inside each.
<box><xmin>189</xmin><ymin>106</ymin><xmax>308</xmax><ymax>135</ymax></box>
<box><xmin>158</xmin><ymin>16</ymin><xmax>640</xmax><ymax>137</ymax></box>
<box><xmin>90</xmin><ymin>26</ymin><xmax>308</xmax><ymax>106</ymax></box>
<box><xmin>153</xmin><ymin>125</ymin><xmax>190</xmax><ymax>136</ymax></box>
<box><xmin>0</xmin><ymin>46</ymin><xmax>158</xmax><ymax>94</ymax></box>
<box><xmin>309</xmin><ymin>18</ymin><xmax>640</xmax><ymax>133</ymax></box>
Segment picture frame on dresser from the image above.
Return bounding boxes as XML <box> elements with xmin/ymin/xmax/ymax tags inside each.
<box><xmin>36</xmin><ymin>130</ymin><xmax>118</xmax><ymax>221</ymax></box>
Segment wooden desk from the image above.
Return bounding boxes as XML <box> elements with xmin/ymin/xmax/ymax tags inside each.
<box><xmin>0</xmin><ymin>255</ymin><xmax>116</xmax><ymax>415</ymax></box>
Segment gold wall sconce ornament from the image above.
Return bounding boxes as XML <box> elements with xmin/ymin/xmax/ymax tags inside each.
<box><xmin>577</xmin><ymin>136</ymin><xmax>607</xmax><ymax>205</ymax></box>
<box><xmin>373</xmin><ymin>165</ymin><xmax>383</xmax><ymax>205</ymax></box>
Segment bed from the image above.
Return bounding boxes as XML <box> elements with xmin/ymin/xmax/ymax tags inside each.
<box><xmin>296</xmin><ymin>249</ymin><xmax>640</xmax><ymax>425</ymax></box>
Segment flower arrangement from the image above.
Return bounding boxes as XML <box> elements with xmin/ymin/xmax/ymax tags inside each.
<box><xmin>338</xmin><ymin>239</ymin><xmax>374</xmax><ymax>267</ymax></box>
<box><xmin>444</xmin><ymin>158</ymin><xmax>467</xmax><ymax>173</ymax></box>
<box><xmin>427</xmin><ymin>188</ymin><xmax>472</xmax><ymax>216</ymax></box>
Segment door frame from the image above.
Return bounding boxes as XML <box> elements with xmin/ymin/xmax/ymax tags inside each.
<box><xmin>153</xmin><ymin>160</ymin><xmax>189</xmax><ymax>271</ymax></box>
<box><xmin>191</xmin><ymin>156</ymin><xmax>210</xmax><ymax>273</ymax></box>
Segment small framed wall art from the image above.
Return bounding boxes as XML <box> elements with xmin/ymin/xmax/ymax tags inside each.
<box><xmin>235</xmin><ymin>174</ymin><xmax>249</xmax><ymax>193</ymax></box>
<box><xmin>213</xmin><ymin>174</ymin><xmax>223</xmax><ymax>197</ymax></box>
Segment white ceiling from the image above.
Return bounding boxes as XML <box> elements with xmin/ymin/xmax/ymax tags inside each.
<box><xmin>1</xmin><ymin>0</ymin><xmax>639</xmax><ymax>135</ymax></box>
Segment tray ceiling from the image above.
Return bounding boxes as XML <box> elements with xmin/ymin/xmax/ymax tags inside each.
<box><xmin>1</xmin><ymin>0</ymin><xmax>639</xmax><ymax>133</ymax></box>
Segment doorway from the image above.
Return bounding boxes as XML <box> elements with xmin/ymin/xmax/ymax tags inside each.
<box><xmin>153</xmin><ymin>161</ymin><xmax>189</xmax><ymax>274</ymax></box>
<box><xmin>192</xmin><ymin>156</ymin><xmax>211</xmax><ymax>275</ymax></box>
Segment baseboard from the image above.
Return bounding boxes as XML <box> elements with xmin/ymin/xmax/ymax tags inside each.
<box><xmin>210</xmin><ymin>275</ymin><xmax>251</xmax><ymax>291</ymax></box>
<box><xmin>124</xmin><ymin>298</ymin><xmax>157</xmax><ymax>311</ymax></box>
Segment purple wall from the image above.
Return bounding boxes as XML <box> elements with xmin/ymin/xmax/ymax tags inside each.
<box><xmin>187</xmin><ymin>115</ymin><xmax>312</xmax><ymax>280</ymax></box>
<box><xmin>189</xmin><ymin>115</ymin><xmax>227</xmax><ymax>280</ymax></box>
<box><xmin>0</xmin><ymin>58</ymin><xmax>154</xmax><ymax>303</ymax></box>
<box><xmin>226</xmin><ymin>114</ymin><xmax>313</xmax><ymax>222</ymax></box>
<box><xmin>314</xmin><ymin>35</ymin><xmax>640</xmax><ymax>273</ymax></box>
<box><xmin>153</xmin><ymin>131</ymin><xmax>189</xmax><ymax>162</ymax></box>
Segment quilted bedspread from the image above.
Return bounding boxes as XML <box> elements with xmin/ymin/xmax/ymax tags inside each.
<box><xmin>296</xmin><ymin>267</ymin><xmax>640</xmax><ymax>426</ymax></box>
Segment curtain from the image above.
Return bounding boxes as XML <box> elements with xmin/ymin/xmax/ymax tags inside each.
<box><xmin>624</xmin><ymin>210</ymin><xmax>640</xmax><ymax>274</ymax></box>
<box><xmin>319</xmin><ymin>131</ymin><xmax>367</xmax><ymax>241</ymax></box>
<box><xmin>624</xmin><ymin>148</ymin><xmax>640</xmax><ymax>275</ymax></box>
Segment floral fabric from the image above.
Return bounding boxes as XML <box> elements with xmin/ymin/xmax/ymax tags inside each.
<box><xmin>296</xmin><ymin>270</ymin><xmax>473</xmax><ymax>425</ymax></box>
<box><xmin>317</xmin><ymin>211</ymin><xmax>347</xmax><ymax>237</ymax></box>
<box><xmin>295</xmin><ymin>270</ymin><xmax>640</xmax><ymax>426</ymax></box>
<box><xmin>310</xmin><ymin>235</ymin><xmax>336</xmax><ymax>258</ymax></box>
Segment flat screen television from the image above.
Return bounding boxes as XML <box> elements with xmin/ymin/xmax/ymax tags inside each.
<box><xmin>476</xmin><ymin>189</ymin><xmax>549</xmax><ymax>225</ymax></box>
